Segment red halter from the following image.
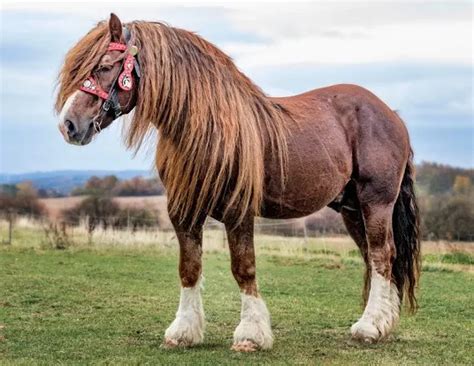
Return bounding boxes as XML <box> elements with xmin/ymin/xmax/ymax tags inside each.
<box><xmin>79</xmin><ymin>42</ymin><xmax>137</xmax><ymax>100</ymax></box>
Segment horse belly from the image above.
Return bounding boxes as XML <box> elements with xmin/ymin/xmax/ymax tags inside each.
<box><xmin>261</xmin><ymin>120</ymin><xmax>352</xmax><ymax>219</ymax></box>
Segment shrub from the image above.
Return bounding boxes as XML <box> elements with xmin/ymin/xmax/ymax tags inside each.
<box><xmin>62</xmin><ymin>196</ymin><xmax>161</xmax><ymax>233</ymax></box>
<box><xmin>63</xmin><ymin>195</ymin><xmax>120</xmax><ymax>233</ymax></box>
<box><xmin>112</xmin><ymin>207</ymin><xmax>160</xmax><ymax>231</ymax></box>
<box><xmin>43</xmin><ymin>222</ymin><xmax>71</xmax><ymax>250</ymax></box>
<box><xmin>0</xmin><ymin>182</ymin><xmax>45</xmax><ymax>217</ymax></box>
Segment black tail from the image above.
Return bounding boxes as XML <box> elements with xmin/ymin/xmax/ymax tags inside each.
<box><xmin>392</xmin><ymin>150</ymin><xmax>421</xmax><ymax>312</ymax></box>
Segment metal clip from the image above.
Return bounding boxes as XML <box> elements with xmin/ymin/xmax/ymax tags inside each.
<box><xmin>102</xmin><ymin>100</ymin><xmax>112</xmax><ymax>112</ymax></box>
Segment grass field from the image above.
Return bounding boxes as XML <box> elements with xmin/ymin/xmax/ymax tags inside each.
<box><xmin>0</xmin><ymin>226</ymin><xmax>473</xmax><ymax>365</ymax></box>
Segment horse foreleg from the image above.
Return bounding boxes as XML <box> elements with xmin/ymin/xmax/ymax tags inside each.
<box><xmin>225</xmin><ymin>215</ymin><xmax>273</xmax><ymax>352</ymax></box>
<box><xmin>163</xmin><ymin>221</ymin><xmax>205</xmax><ymax>348</ymax></box>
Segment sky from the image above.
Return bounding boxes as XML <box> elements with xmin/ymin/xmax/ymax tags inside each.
<box><xmin>0</xmin><ymin>0</ymin><xmax>472</xmax><ymax>174</ymax></box>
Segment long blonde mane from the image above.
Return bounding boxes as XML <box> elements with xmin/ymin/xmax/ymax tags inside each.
<box><xmin>56</xmin><ymin>21</ymin><xmax>289</xmax><ymax>227</ymax></box>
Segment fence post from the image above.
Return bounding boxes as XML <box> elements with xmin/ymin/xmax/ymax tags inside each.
<box><xmin>2</xmin><ymin>210</ymin><xmax>14</xmax><ymax>245</ymax></box>
<box><xmin>7</xmin><ymin>211</ymin><xmax>13</xmax><ymax>244</ymax></box>
<box><xmin>61</xmin><ymin>221</ymin><xmax>67</xmax><ymax>237</ymax></box>
<box><xmin>222</xmin><ymin>224</ymin><xmax>226</xmax><ymax>249</ymax></box>
<box><xmin>303</xmin><ymin>219</ymin><xmax>308</xmax><ymax>245</ymax></box>
<box><xmin>87</xmin><ymin>216</ymin><xmax>93</xmax><ymax>245</ymax></box>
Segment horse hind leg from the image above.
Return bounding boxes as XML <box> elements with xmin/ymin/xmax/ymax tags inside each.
<box><xmin>350</xmin><ymin>191</ymin><xmax>400</xmax><ymax>343</ymax></box>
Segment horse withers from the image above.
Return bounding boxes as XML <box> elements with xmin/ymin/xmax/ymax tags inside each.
<box><xmin>56</xmin><ymin>13</ymin><xmax>420</xmax><ymax>351</ymax></box>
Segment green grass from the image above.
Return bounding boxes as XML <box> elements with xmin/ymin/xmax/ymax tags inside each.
<box><xmin>423</xmin><ymin>251</ymin><xmax>474</xmax><ymax>266</ymax></box>
<box><xmin>1</xmin><ymin>245</ymin><xmax>473</xmax><ymax>365</ymax></box>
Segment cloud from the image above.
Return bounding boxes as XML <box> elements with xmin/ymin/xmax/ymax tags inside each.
<box><xmin>220</xmin><ymin>3</ymin><xmax>472</xmax><ymax>68</ymax></box>
<box><xmin>0</xmin><ymin>2</ymin><xmax>472</xmax><ymax>172</ymax></box>
<box><xmin>228</xmin><ymin>24</ymin><xmax>470</xmax><ymax>68</ymax></box>
<box><xmin>225</xmin><ymin>2</ymin><xmax>471</xmax><ymax>38</ymax></box>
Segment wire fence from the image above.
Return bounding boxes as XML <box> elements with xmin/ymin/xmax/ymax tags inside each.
<box><xmin>2</xmin><ymin>211</ymin><xmax>472</xmax><ymax>257</ymax></box>
<box><xmin>0</xmin><ymin>211</ymin><xmax>356</xmax><ymax>256</ymax></box>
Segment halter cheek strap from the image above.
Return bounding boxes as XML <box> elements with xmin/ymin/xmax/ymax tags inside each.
<box><xmin>118</xmin><ymin>53</ymin><xmax>135</xmax><ymax>91</ymax></box>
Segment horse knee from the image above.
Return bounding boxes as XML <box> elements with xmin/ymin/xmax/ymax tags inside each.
<box><xmin>369</xmin><ymin>241</ymin><xmax>396</xmax><ymax>279</ymax></box>
<box><xmin>360</xmin><ymin>204</ymin><xmax>396</xmax><ymax>277</ymax></box>
<box><xmin>179</xmin><ymin>258</ymin><xmax>202</xmax><ymax>287</ymax></box>
<box><xmin>231</xmin><ymin>260</ymin><xmax>256</xmax><ymax>283</ymax></box>
<box><xmin>231</xmin><ymin>260</ymin><xmax>257</xmax><ymax>295</ymax></box>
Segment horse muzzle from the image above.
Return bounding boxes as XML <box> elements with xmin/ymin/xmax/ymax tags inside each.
<box><xmin>58</xmin><ymin>119</ymin><xmax>95</xmax><ymax>146</ymax></box>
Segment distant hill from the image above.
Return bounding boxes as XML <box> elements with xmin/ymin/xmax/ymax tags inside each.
<box><xmin>0</xmin><ymin>170</ymin><xmax>152</xmax><ymax>195</ymax></box>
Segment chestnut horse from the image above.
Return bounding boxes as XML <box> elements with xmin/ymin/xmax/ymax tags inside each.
<box><xmin>56</xmin><ymin>14</ymin><xmax>420</xmax><ymax>351</ymax></box>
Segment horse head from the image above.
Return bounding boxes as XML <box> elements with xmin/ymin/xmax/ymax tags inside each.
<box><xmin>58</xmin><ymin>13</ymin><xmax>139</xmax><ymax>145</ymax></box>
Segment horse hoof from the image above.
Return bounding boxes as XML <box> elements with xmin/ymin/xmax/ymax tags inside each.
<box><xmin>162</xmin><ymin>337</ymin><xmax>194</xmax><ymax>349</ymax></box>
<box><xmin>231</xmin><ymin>339</ymin><xmax>259</xmax><ymax>352</ymax></box>
<box><xmin>162</xmin><ymin>338</ymin><xmax>181</xmax><ymax>349</ymax></box>
<box><xmin>351</xmin><ymin>320</ymin><xmax>380</xmax><ymax>343</ymax></box>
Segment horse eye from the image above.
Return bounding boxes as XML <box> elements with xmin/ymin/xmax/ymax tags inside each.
<box><xmin>97</xmin><ymin>65</ymin><xmax>112</xmax><ymax>73</ymax></box>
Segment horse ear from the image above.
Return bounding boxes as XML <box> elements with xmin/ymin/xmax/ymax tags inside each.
<box><xmin>109</xmin><ymin>13</ymin><xmax>122</xmax><ymax>42</ymax></box>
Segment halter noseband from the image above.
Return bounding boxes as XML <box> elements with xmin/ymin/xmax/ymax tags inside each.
<box><xmin>79</xmin><ymin>34</ymin><xmax>140</xmax><ymax>123</ymax></box>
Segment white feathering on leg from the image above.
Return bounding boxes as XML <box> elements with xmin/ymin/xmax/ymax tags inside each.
<box><xmin>164</xmin><ymin>277</ymin><xmax>205</xmax><ymax>347</ymax></box>
<box><xmin>233</xmin><ymin>293</ymin><xmax>273</xmax><ymax>351</ymax></box>
<box><xmin>351</xmin><ymin>267</ymin><xmax>400</xmax><ymax>342</ymax></box>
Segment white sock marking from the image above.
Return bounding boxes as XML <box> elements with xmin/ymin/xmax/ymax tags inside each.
<box><xmin>351</xmin><ymin>267</ymin><xmax>400</xmax><ymax>342</ymax></box>
<box><xmin>164</xmin><ymin>278</ymin><xmax>205</xmax><ymax>346</ymax></box>
<box><xmin>234</xmin><ymin>293</ymin><xmax>273</xmax><ymax>350</ymax></box>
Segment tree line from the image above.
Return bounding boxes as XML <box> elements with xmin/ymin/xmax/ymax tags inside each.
<box><xmin>70</xmin><ymin>175</ymin><xmax>165</xmax><ymax>196</ymax></box>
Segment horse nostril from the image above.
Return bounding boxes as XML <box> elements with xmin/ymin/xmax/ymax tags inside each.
<box><xmin>65</xmin><ymin>119</ymin><xmax>76</xmax><ymax>134</ymax></box>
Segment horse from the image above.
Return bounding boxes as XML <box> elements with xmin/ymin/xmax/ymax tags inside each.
<box><xmin>56</xmin><ymin>13</ymin><xmax>420</xmax><ymax>351</ymax></box>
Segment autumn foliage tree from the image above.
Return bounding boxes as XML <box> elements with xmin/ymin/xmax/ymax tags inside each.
<box><xmin>113</xmin><ymin>177</ymin><xmax>164</xmax><ymax>196</ymax></box>
<box><xmin>71</xmin><ymin>175</ymin><xmax>119</xmax><ymax>196</ymax></box>
<box><xmin>418</xmin><ymin>165</ymin><xmax>474</xmax><ymax>241</ymax></box>
<box><xmin>0</xmin><ymin>182</ymin><xmax>45</xmax><ymax>217</ymax></box>
<box><xmin>453</xmin><ymin>175</ymin><xmax>472</xmax><ymax>195</ymax></box>
<box><xmin>417</xmin><ymin>162</ymin><xmax>474</xmax><ymax>194</ymax></box>
<box><xmin>422</xmin><ymin>194</ymin><xmax>474</xmax><ymax>241</ymax></box>
<box><xmin>63</xmin><ymin>195</ymin><xmax>120</xmax><ymax>233</ymax></box>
